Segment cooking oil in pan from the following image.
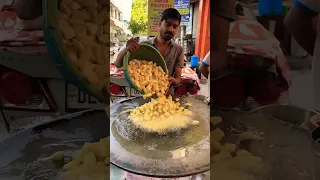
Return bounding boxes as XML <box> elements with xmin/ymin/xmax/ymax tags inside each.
<box><xmin>111</xmin><ymin>99</ymin><xmax>210</xmax><ymax>152</ymax></box>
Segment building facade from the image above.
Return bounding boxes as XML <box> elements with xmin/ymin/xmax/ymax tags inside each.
<box><xmin>110</xmin><ymin>0</ymin><xmax>124</xmax><ymax>37</ymax></box>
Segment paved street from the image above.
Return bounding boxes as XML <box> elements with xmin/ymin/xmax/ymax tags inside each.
<box><xmin>287</xmin><ymin>56</ymin><xmax>314</xmax><ymax>110</ymax></box>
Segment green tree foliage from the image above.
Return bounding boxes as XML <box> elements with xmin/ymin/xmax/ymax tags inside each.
<box><xmin>129</xmin><ymin>0</ymin><xmax>147</xmax><ymax>35</ymax></box>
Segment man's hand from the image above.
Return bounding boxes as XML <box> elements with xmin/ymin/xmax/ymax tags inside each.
<box><xmin>200</xmin><ymin>64</ymin><xmax>209</xmax><ymax>79</ymax></box>
<box><xmin>168</xmin><ymin>77</ymin><xmax>181</xmax><ymax>86</ymax></box>
<box><xmin>126</xmin><ymin>37</ymin><xmax>140</xmax><ymax>52</ymax></box>
<box><xmin>114</xmin><ymin>37</ymin><xmax>140</xmax><ymax>68</ymax></box>
<box><xmin>168</xmin><ymin>77</ymin><xmax>175</xmax><ymax>83</ymax></box>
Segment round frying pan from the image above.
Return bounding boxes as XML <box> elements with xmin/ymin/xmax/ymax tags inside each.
<box><xmin>110</xmin><ymin>96</ymin><xmax>210</xmax><ymax>177</ymax></box>
<box><xmin>211</xmin><ymin>107</ymin><xmax>314</xmax><ymax>179</ymax></box>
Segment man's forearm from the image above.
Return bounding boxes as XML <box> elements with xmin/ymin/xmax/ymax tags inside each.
<box><xmin>172</xmin><ymin>77</ymin><xmax>181</xmax><ymax>86</ymax></box>
<box><xmin>200</xmin><ymin>65</ymin><xmax>209</xmax><ymax>79</ymax></box>
<box><xmin>210</xmin><ymin>14</ymin><xmax>232</xmax><ymax>74</ymax></box>
<box><xmin>284</xmin><ymin>6</ymin><xmax>317</xmax><ymax>55</ymax></box>
<box><xmin>113</xmin><ymin>50</ymin><xmax>127</xmax><ymax>68</ymax></box>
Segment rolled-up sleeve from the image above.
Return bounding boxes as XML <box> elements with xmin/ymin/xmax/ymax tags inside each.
<box><xmin>212</xmin><ymin>0</ymin><xmax>237</xmax><ymax>22</ymax></box>
<box><xmin>202</xmin><ymin>52</ymin><xmax>210</xmax><ymax>66</ymax></box>
<box><xmin>295</xmin><ymin>0</ymin><xmax>320</xmax><ymax>14</ymax></box>
<box><xmin>176</xmin><ymin>47</ymin><xmax>185</xmax><ymax>68</ymax></box>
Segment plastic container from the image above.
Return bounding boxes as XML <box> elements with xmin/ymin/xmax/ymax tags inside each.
<box><xmin>190</xmin><ymin>55</ymin><xmax>199</xmax><ymax>67</ymax></box>
<box><xmin>258</xmin><ymin>0</ymin><xmax>283</xmax><ymax>16</ymax></box>
<box><xmin>123</xmin><ymin>43</ymin><xmax>168</xmax><ymax>94</ymax></box>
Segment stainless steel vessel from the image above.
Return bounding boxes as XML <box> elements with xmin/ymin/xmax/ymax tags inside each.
<box><xmin>312</xmin><ymin>124</ymin><xmax>320</xmax><ymax>180</ymax></box>
<box><xmin>251</xmin><ymin>105</ymin><xmax>318</xmax><ymax>129</ymax></box>
<box><xmin>110</xmin><ymin>96</ymin><xmax>210</xmax><ymax>177</ymax></box>
<box><xmin>212</xmin><ymin>106</ymin><xmax>316</xmax><ymax>179</ymax></box>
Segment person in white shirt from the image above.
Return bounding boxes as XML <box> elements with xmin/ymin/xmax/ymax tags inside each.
<box><xmin>284</xmin><ymin>0</ymin><xmax>320</xmax><ymax>111</ymax></box>
<box><xmin>200</xmin><ymin>52</ymin><xmax>210</xmax><ymax>95</ymax></box>
<box><xmin>200</xmin><ymin>52</ymin><xmax>210</xmax><ymax>79</ymax></box>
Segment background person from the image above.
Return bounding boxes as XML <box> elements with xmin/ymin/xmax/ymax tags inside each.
<box><xmin>200</xmin><ymin>52</ymin><xmax>210</xmax><ymax>79</ymax></box>
<box><xmin>210</xmin><ymin>0</ymin><xmax>289</xmax><ymax>109</ymax></box>
<box><xmin>284</xmin><ymin>0</ymin><xmax>320</xmax><ymax>111</ymax></box>
<box><xmin>200</xmin><ymin>51</ymin><xmax>210</xmax><ymax>102</ymax></box>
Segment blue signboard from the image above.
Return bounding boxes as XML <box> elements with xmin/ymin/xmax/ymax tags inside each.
<box><xmin>186</xmin><ymin>4</ymin><xmax>192</xmax><ymax>34</ymax></box>
<box><xmin>174</xmin><ymin>0</ymin><xmax>190</xmax><ymax>25</ymax></box>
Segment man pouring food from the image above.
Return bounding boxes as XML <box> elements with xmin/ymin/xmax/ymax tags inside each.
<box><xmin>114</xmin><ymin>8</ymin><xmax>184</xmax><ymax>95</ymax></box>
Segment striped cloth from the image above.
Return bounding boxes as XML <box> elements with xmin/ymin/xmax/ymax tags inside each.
<box><xmin>213</xmin><ymin>16</ymin><xmax>291</xmax><ymax>109</ymax></box>
<box><xmin>0</xmin><ymin>5</ymin><xmax>46</xmax><ymax>54</ymax></box>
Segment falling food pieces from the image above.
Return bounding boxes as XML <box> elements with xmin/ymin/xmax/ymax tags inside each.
<box><xmin>58</xmin><ymin>0</ymin><xmax>108</xmax><ymax>91</ymax></box>
<box><xmin>211</xmin><ymin>128</ymin><xmax>225</xmax><ymax>141</ymax></box>
<box><xmin>184</xmin><ymin>103</ymin><xmax>192</xmax><ymax>107</ymax></box>
<box><xmin>211</xmin><ymin>140</ymin><xmax>222</xmax><ymax>155</ymax></box>
<box><xmin>128</xmin><ymin>59</ymin><xmax>170</xmax><ymax>99</ymax></box>
<box><xmin>211</xmin><ymin>116</ymin><xmax>222</xmax><ymax>126</ymax></box>
<box><xmin>237</xmin><ymin>131</ymin><xmax>264</xmax><ymax>144</ymax></box>
<box><xmin>51</xmin><ymin>151</ymin><xmax>65</xmax><ymax>161</ymax></box>
<box><xmin>236</xmin><ymin>149</ymin><xmax>253</xmax><ymax>157</ymax></box>
<box><xmin>51</xmin><ymin>136</ymin><xmax>110</xmax><ymax>180</ymax></box>
<box><xmin>192</xmin><ymin>120</ymin><xmax>200</xmax><ymax>125</ymax></box>
<box><xmin>211</xmin><ymin>148</ymin><xmax>232</xmax><ymax>163</ymax></box>
<box><xmin>209</xmin><ymin>118</ymin><xmax>269</xmax><ymax>178</ymax></box>
<box><xmin>223</xmin><ymin>143</ymin><xmax>237</xmax><ymax>154</ymax></box>
<box><xmin>129</xmin><ymin>96</ymin><xmax>197</xmax><ymax>133</ymax></box>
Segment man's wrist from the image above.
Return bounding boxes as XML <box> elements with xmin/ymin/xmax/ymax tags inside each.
<box><xmin>171</xmin><ymin>77</ymin><xmax>181</xmax><ymax>86</ymax></box>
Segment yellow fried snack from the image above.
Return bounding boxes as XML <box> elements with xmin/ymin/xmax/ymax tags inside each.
<box><xmin>129</xmin><ymin>96</ymin><xmax>199</xmax><ymax>133</ymax></box>
<box><xmin>128</xmin><ymin>59</ymin><xmax>170</xmax><ymax>99</ymax></box>
<box><xmin>51</xmin><ymin>136</ymin><xmax>110</xmax><ymax>180</ymax></box>
<box><xmin>58</xmin><ymin>0</ymin><xmax>109</xmax><ymax>90</ymax></box>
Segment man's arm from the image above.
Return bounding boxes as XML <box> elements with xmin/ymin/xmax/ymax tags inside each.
<box><xmin>171</xmin><ymin>50</ymin><xmax>184</xmax><ymax>86</ymax></box>
<box><xmin>114</xmin><ymin>37</ymin><xmax>141</xmax><ymax>68</ymax></box>
<box><xmin>15</xmin><ymin>0</ymin><xmax>42</xmax><ymax>20</ymax></box>
<box><xmin>200</xmin><ymin>63</ymin><xmax>209</xmax><ymax>79</ymax></box>
<box><xmin>284</xmin><ymin>0</ymin><xmax>319</xmax><ymax>55</ymax></box>
<box><xmin>113</xmin><ymin>49</ymin><xmax>127</xmax><ymax>68</ymax></box>
<box><xmin>210</xmin><ymin>0</ymin><xmax>236</xmax><ymax>76</ymax></box>
<box><xmin>200</xmin><ymin>52</ymin><xmax>210</xmax><ymax>79</ymax></box>
<box><xmin>172</xmin><ymin>67</ymin><xmax>182</xmax><ymax>86</ymax></box>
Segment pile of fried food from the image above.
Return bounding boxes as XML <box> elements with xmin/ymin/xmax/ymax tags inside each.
<box><xmin>58</xmin><ymin>0</ymin><xmax>108</xmax><ymax>90</ymax></box>
<box><xmin>50</xmin><ymin>137</ymin><xmax>110</xmax><ymax>180</ymax></box>
<box><xmin>127</xmin><ymin>59</ymin><xmax>199</xmax><ymax>133</ymax></box>
<box><xmin>210</xmin><ymin>116</ymin><xmax>269</xmax><ymax>180</ymax></box>
<box><xmin>129</xmin><ymin>96</ymin><xmax>199</xmax><ymax>133</ymax></box>
<box><xmin>128</xmin><ymin>59</ymin><xmax>170</xmax><ymax>99</ymax></box>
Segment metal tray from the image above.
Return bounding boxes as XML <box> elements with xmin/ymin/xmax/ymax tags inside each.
<box><xmin>0</xmin><ymin>109</ymin><xmax>109</xmax><ymax>180</ymax></box>
<box><xmin>110</xmin><ymin>96</ymin><xmax>210</xmax><ymax>177</ymax></box>
<box><xmin>211</xmin><ymin>107</ymin><xmax>314</xmax><ymax>180</ymax></box>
